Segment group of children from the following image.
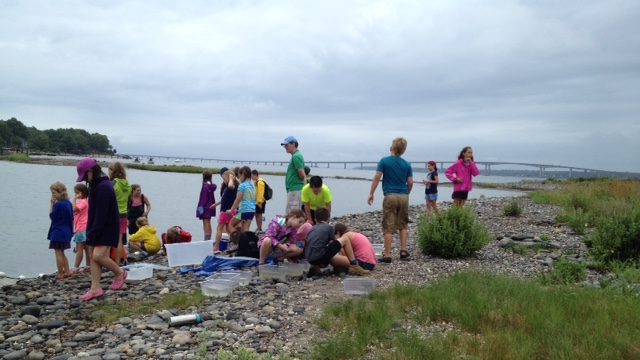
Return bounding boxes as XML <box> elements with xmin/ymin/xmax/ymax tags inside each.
<box><xmin>47</xmin><ymin>161</ymin><xmax>161</xmax><ymax>281</ymax></box>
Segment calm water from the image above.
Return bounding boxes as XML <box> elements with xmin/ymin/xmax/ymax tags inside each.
<box><xmin>0</xmin><ymin>160</ymin><xmax>524</xmax><ymax>278</ymax></box>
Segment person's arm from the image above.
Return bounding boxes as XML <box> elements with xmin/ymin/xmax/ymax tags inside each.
<box><xmin>470</xmin><ymin>162</ymin><xmax>480</xmax><ymax>177</ymax></box>
<box><xmin>296</xmin><ymin>168</ymin><xmax>306</xmax><ymax>182</ymax></box>
<box><xmin>407</xmin><ymin>177</ymin><xmax>414</xmax><ymax>194</ymax></box>
<box><xmin>228</xmin><ymin>190</ymin><xmax>243</xmax><ymax>212</ymax></box>
<box><xmin>368</xmin><ymin>171</ymin><xmax>383</xmax><ymax>205</ymax></box>
<box><xmin>433</xmin><ymin>175</ymin><xmax>440</xmax><ymax>184</ymax></box>
<box><xmin>445</xmin><ymin>162</ymin><xmax>462</xmax><ymax>183</ymax></box>
<box><xmin>303</xmin><ymin>202</ymin><xmax>313</xmax><ymax>224</ymax></box>
<box><xmin>325</xmin><ymin>202</ymin><xmax>332</xmax><ymax>218</ymax></box>
<box><xmin>143</xmin><ymin>195</ymin><xmax>152</xmax><ymax>218</ymax></box>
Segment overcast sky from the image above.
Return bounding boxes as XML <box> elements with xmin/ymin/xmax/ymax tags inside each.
<box><xmin>1</xmin><ymin>1</ymin><xmax>639</xmax><ymax>172</ymax></box>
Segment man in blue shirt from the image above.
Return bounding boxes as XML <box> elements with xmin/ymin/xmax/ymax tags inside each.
<box><xmin>367</xmin><ymin>137</ymin><xmax>413</xmax><ymax>263</ymax></box>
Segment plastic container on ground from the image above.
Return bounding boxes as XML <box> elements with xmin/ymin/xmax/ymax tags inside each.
<box><xmin>205</xmin><ymin>272</ymin><xmax>241</xmax><ymax>285</ymax></box>
<box><xmin>166</xmin><ymin>240</ymin><xmax>214</xmax><ymax>267</ymax></box>
<box><xmin>222</xmin><ymin>270</ymin><xmax>253</xmax><ymax>286</ymax></box>
<box><xmin>372</xmin><ymin>244</ymin><xmax>385</xmax><ymax>257</ymax></box>
<box><xmin>281</xmin><ymin>262</ymin><xmax>306</xmax><ymax>279</ymax></box>
<box><xmin>343</xmin><ymin>277</ymin><xmax>376</xmax><ymax>296</ymax></box>
<box><xmin>123</xmin><ymin>263</ymin><xmax>153</xmax><ymax>280</ymax></box>
<box><xmin>258</xmin><ymin>264</ymin><xmax>287</xmax><ymax>282</ymax></box>
<box><xmin>200</xmin><ymin>279</ymin><xmax>238</xmax><ymax>297</ymax></box>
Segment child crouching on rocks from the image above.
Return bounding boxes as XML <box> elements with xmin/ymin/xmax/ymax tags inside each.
<box><xmin>304</xmin><ymin>209</ymin><xmax>370</xmax><ymax>276</ymax></box>
<box><xmin>161</xmin><ymin>226</ymin><xmax>192</xmax><ymax>255</ymax></box>
<box><xmin>257</xmin><ymin>209</ymin><xmax>307</xmax><ymax>265</ymax></box>
<box><xmin>129</xmin><ymin>217</ymin><xmax>161</xmax><ymax>256</ymax></box>
<box><xmin>334</xmin><ymin>223</ymin><xmax>377</xmax><ymax>271</ymax></box>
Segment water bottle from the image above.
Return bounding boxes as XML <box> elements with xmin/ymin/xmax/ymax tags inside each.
<box><xmin>168</xmin><ymin>313</ymin><xmax>211</xmax><ymax>326</ymax></box>
<box><xmin>220</xmin><ymin>233</ymin><xmax>229</xmax><ymax>252</ymax></box>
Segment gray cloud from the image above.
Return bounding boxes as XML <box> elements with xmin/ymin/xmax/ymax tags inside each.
<box><xmin>1</xmin><ymin>0</ymin><xmax>639</xmax><ymax>171</ymax></box>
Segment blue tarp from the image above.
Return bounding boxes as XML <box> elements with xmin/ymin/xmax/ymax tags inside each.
<box><xmin>180</xmin><ymin>255</ymin><xmax>259</xmax><ymax>277</ymax></box>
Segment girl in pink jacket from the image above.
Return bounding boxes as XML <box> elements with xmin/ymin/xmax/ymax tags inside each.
<box><xmin>445</xmin><ymin>146</ymin><xmax>480</xmax><ymax>207</ymax></box>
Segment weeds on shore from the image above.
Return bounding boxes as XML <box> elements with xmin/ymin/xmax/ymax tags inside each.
<box><xmin>91</xmin><ymin>291</ymin><xmax>205</xmax><ymax>325</ymax></box>
<box><xmin>313</xmin><ymin>272</ymin><xmax>640</xmax><ymax>360</ymax></box>
<box><xmin>418</xmin><ymin>207</ymin><xmax>490</xmax><ymax>258</ymax></box>
<box><xmin>539</xmin><ymin>258</ymin><xmax>587</xmax><ymax>285</ymax></box>
<box><xmin>503</xmin><ymin>199</ymin><xmax>523</xmax><ymax>217</ymax></box>
<box><xmin>530</xmin><ymin>179</ymin><xmax>640</xmax><ymax>264</ymax></box>
<box><xmin>6</xmin><ymin>153</ymin><xmax>29</xmax><ymax>162</ymax></box>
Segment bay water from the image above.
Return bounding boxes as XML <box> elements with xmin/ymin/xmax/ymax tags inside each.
<box><xmin>0</xmin><ymin>160</ymin><xmax>524</xmax><ymax>278</ymax></box>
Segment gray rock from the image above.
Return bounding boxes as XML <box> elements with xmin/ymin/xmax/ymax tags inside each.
<box><xmin>171</xmin><ymin>332</ymin><xmax>191</xmax><ymax>345</ymax></box>
<box><xmin>255</xmin><ymin>325</ymin><xmax>274</xmax><ymax>334</ymax></box>
<box><xmin>30</xmin><ymin>334</ymin><xmax>45</xmax><ymax>344</ymax></box>
<box><xmin>512</xmin><ymin>234</ymin><xmax>534</xmax><ymax>241</ymax></box>
<box><xmin>117</xmin><ymin>317</ymin><xmax>132</xmax><ymax>325</ymax></box>
<box><xmin>7</xmin><ymin>295</ymin><xmax>28</xmax><ymax>305</ymax></box>
<box><xmin>35</xmin><ymin>296</ymin><xmax>56</xmax><ymax>305</ymax></box>
<box><xmin>19</xmin><ymin>306</ymin><xmax>41</xmax><ymax>318</ymax></box>
<box><xmin>245</xmin><ymin>317</ymin><xmax>260</xmax><ymax>325</ymax></box>
<box><xmin>21</xmin><ymin>315</ymin><xmax>38</xmax><ymax>325</ymax></box>
<box><xmin>73</xmin><ymin>332</ymin><xmax>100</xmax><ymax>342</ymax></box>
<box><xmin>38</xmin><ymin>320</ymin><xmax>65</xmax><ymax>329</ymax></box>
<box><xmin>266</xmin><ymin>319</ymin><xmax>281</xmax><ymax>329</ymax></box>
<box><xmin>102</xmin><ymin>354</ymin><xmax>121</xmax><ymax>360</ymax></box>
<box><xmin>26</xmin><ymin>351</ymin><xmax>45</xmax><ymax>360</ymax></box>
<box><xmin>498</xmin><ymin>238</ymin><xmax>514</xmax><ymax>248</ymax></box>
<box><xmin>3</xmin><ymin>349</ymin><xmax>27</xmax><ymax>360</ymax></box>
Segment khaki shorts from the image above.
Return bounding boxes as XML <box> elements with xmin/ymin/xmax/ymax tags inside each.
<box><xmin>286</xmin><ymin>191</ymin><xmax>302</xmax><ymax>214</ymax></box>
<box><xmin>382</xmin><ymin>194</ymin><xmax>409</xmax><ymax>233</ymax></box>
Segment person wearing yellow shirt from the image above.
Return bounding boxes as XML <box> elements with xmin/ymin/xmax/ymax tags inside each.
<box><xmin>129</xmin><ymin>217</ymin><xmax>161</xmax><ymax>255</ymax></box>
<box><xmin>251</xmin><ymin>169</ymin><xmax>267</xmax><ymax>232</ymax></box>
<box><xmin>301</xmin><ymin>176</ymin><xmax>333</xmax><ymax>225</ymax></box>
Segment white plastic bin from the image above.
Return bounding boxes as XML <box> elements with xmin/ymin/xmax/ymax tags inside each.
<box><xmin>282</xmin><ymin>262</ymin><xmax>306</xmax><ymax>278</ymax></box>
<box><xmin>258</xmin><ymin>265</ymin><xmax>287</xmax><ymax>282</ymax></box>
<box><xmin>166</xmin><ymin>240</ymin><xmax>214</xmax><ymax>267</ymax></box>
<box><xmin>343</xmin><ymin>277</ymin><xmax>376</xmax><ymax>296</ymax></box>
<box><xmin>123</xmin><ymin>264</ymin><xmax>153</xmax><ymax>280</ymax></box>
<box><xmin>200</xmin><ymin>279</ymin><xmax>238</xmax><ymax>297</ymax></box>
<box><xmin>223</xmin><ymin>271</ymin><xmax>253</xmax><ymax>286</ymax></box>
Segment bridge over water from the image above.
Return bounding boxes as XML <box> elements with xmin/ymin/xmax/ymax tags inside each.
<box><xmin>121</xmin><ymin>154</ymin><xmax>634</xmax><ymax>179</ymax></box>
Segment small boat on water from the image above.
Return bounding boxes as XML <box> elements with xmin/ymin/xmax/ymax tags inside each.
<box><xmin>147</xmin><ymin>157</ymin><xmax>154</xmax><ymax>165</ymax></box>
<box><xmin>134</xmin><ymin>157</ymin><xmax>140</xmax><ymax>163</ymax></box>
<box><xmin>174</xmin><ymin>158</ymin><xmax>182</xmax><ymax>163</ymax></box>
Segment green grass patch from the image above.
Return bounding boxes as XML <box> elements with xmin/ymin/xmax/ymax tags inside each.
<box><xmin>418</xmin><ymin>207</ymin><xmax>490</xmax><ymax>258</ymax></box>
<box><xmin>313</xmin><ymin>272</ymin><xmax>640</xmax><ymax>360</ymax></box>
<box><xmin>503</xmin><ymin>199</ymin><xmax>523</xmax><ymax>217</ymax></box>
<box><xmin>90</xmin><ymin>291</ymin><xmax>205</xmax><ymax>325</ymax></box>
<box><xmin>6</xmin><ymin>153</ymin><xmax>29</xmax><ymax>162</ymax></box>
<box><xmin>539</xmin><ymin>258</ymin><xmax>587</xmax><ymax>285</ymax></box>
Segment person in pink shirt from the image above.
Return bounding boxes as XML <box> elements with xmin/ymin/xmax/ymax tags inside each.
<box><xmin>445</xmin><ymin>146</ymin><xmax>480</xmax><ymax>207</ymax></box>
<box><xmin>72</xmin><ymin>183</ymin><xmax>92</xmax><ymax>271</ymax></box>
<box><xmin>334</xmin><ymin>223</ymin><xmax>377</xmax><ymax>271</ymax></box>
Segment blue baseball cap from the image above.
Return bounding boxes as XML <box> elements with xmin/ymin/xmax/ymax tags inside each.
<box><xmin>280</xmin><ymin>136</ymin><xmax>298</xmax><ymax>145</ymax></box>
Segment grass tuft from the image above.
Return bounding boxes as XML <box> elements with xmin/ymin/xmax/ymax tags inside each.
<box><xmin>418</xmin><ymin>207</ymin><xmax>490</xmax><ymax>258</ymax></box>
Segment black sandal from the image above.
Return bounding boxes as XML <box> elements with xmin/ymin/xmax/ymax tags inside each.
<box><xmin>378</xmin><ymin>256</ymin><xmax>392</xmax><ymax>264</ymax></box>
<box><xmin>400</xmin><ymin>250</ymin><xmax>410</xmax><ymax>260</ymax></box>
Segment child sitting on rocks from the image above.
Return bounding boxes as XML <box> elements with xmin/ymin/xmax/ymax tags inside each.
<box><xmin>129</xmin><ymin>217</ymin><xmax>161</xmax><ymax>255</ymax></box>
<box><xmin>257</xmin><ymin>209</ymin><xmax>307</xmax><ymax>265</ymax></box>
<box><xmin>334</xmin><ymin>223</ymin><xmax>377</xmax><ymax>271</ymax></box>
<box><xmin>304</xmin><ymin>208</ymin><xmax>370</xmax><ymax>276</ymax></box>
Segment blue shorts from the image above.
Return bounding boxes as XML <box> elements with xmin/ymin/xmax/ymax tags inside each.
<box><xmin>358</xmin><ymin>260</ymin><xmax>375</xmax><ymax>271</ymax></box>
<box><xmin>425</xmin><ymin>193</ymin><xmax>438</xmax><ymax>201</ymax></box>
<box><xmin>234</xmin><ymin>212</ymin><xmax>255</xmax><ymax>221</ymax></box>
<box><xmin>73</xmin><ymin>232</ymin><xmax>87</xmax><ymax>245</ymax></box>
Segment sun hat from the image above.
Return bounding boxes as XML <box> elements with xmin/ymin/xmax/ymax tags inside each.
<box><xmin>280</xmin><ymin>136</ymin><xmax>298</xmax><ymax>145</ymax></box>
<box><xmin>76</xmin><ymin>157</ymin><xmax>98</xmax><ymax>182</ymax></box>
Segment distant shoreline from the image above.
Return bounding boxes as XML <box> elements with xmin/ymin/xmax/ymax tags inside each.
<box><xmin>1</xmin><ymin>155</ymin><xmax>554</xmax><ymax>192</ymax></box>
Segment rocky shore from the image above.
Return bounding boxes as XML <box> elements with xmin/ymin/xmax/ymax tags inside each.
<box><xmin>0</xmin><ymin>196</ymin><xmax>592</xmax><ymax>360</ymax></box>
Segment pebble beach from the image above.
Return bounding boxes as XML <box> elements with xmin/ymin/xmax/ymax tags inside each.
<box><xmin>0</xmin><ymin>196</ymin><xmax>594</xmax><ymax>360</ymax></box>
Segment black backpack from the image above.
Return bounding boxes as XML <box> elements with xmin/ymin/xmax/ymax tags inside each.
<box><xmin>262</xmin><ymin>180</ymin><xmax>273</xmax><ymax>201</ymax></box>
<box><xmin>237</xmin><ymin>231</ymin><xmax>260</xmax><ymax>259</ymax></box>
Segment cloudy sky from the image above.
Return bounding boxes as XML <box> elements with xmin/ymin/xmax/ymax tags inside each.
<box><xmin>1</xmin><ymin>0</ymin><xmax>639</xmax><ymax>172</ymax></box>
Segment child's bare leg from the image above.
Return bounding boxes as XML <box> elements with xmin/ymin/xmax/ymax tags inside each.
<box><xmin>259</xmin><ymin>239</ymin><xmax>273</xmax><ymax>264</ymax></box>
<box><xmin>114</xmin><ymin>236</ymin><xmax>124</xmax><ymax>265</ymax></box>
<box><xmin>74</xmin><ymin>243</ymin><xmax>84</xmax><ymax>269</ymax></box>
<box><xmin>92</xmin><ymin>246</ymin><xmax>124</xmax><ymax>289</ymax></box>
<box><xmin>330</xmin><ymin>254</ymin><xmax>350</xmax><ymax>269</ymax></box>
<box><xmin>85</xmin><ymin>246</ymin><xmax>93</xmax><ymax>266</ymax></box>
<box><xmin>384</xmin><ymin>232</ymin><xmax>393</xmax><ymax>257</ymax></box>
<box><xmin>285</xmin><ymin>244</ymin><xmax>303</xmax><ymax>259</ymax></box>
<box><xmin>55</xmin><ymin>249</ymin><xmax>70</xmax><ymax>276</ymax></box>
<box><xmin>203</xmin><ymin>219</ymin><xmax>212</xmax><ymax>240</ymax></box>
<box><xmin>214</xmin><ymin>223</ymin><xmax>224</xmax><ymax>250</ymax></box>
<box><xmin>129</xmin><ymin>243</ymin><xmax>143</xmax><ymax>253</ymax></box>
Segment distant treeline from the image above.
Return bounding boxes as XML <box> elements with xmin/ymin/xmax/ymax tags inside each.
<box><xmin>0</xmin><ymin>117</ymin><xmax>114</xmax><ymax>155</ymax></box>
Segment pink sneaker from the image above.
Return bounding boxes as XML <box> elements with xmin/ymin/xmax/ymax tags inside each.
<box><xmin>80</xmin><ymin>288</ymin><xmax>104</xmax><ymax>301</ymax></box>
<box><xmin>110</xmin><ymin>270</ymin><xmax>128</xmax><ymax>290</ymax></box>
